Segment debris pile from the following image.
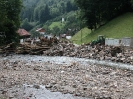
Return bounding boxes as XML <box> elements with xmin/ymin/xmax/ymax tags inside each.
<box><xmin>18</xmin><ymin>37</ymin><xmax>59</xmax><ymax>55</ymax></box>
<box><xmin>0</xmin><ymin>39</ymin><xmax>133</xmax><ymax>64</ymax></box>
<box><xmin>0</xmin><ymin>43</ymin><xmax>16</xmax><ymax>54</ymax></box>
<box><xmin>0</xmin><ymin>36</ymin><xmax>59</xmax><ymax>55</ymax></box>
<box><xmin>43</xmin><ymin>43</ymin><xmax>133</xmax><ymax>65</ymax></box>
<box><xmin>16</xmin><ymin>43</ymin><xmax>50</xmax><ymax>55</ymax></box>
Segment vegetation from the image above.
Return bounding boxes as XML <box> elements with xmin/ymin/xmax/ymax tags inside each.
<box><xmin>20</xmin><ymin>0</ymin><xmax>78</xmax><ymax>37</ymax></box>
<box><xmin>21</xmin><ymin>0</ymin><xmax>133</xmax><ymax>45</ymax></box>
<box><xmin>71</xmin><ymin>12</ymin><xmax>133</xmax><ymax>45</ymax></box>
<box><xmin>0</xmin><ymin>0</ymin><xmax>22</xmax><ymax>46</ymax></box>
<box><xmin>21</xmin><ymin>0</ymin><xmax>77</xmax><ymax>22</ymax></box>
<box><xmin>27</xmin><ymin>10</ymin><xmax>80</xmax><ymax>37</ymax></box>
<box><xmin>75</xmin><ymin>0</ymin><xmax>133</xmax><ymax>31</ymax></box>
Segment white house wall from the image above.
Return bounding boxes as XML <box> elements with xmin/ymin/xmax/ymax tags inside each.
<box><xmin>105</xmin><ymin>38</ymin><xmax>120</xmax><ymax>46</ymax></box>
<box><xmin>131</xmin><ymin>39</ymin><xmax>133</xmax><ymax>47</ymax></box>
<box><xmin>121</xmin><ymin>37</ymin><xmax>133</xmax><ymax>47</ymax></box>
<box><xmin>66</xmin><ymin>36</ymin><xmax>72</xmax><ymax>39</ymax></box>
<box><xmin>113</xmin><ymin>39</ymin><xmax>120</xmax><ymax>46</ymax></box>
<box><xmin>20</xmin><ymin>39</ymin><xmax>24</xmax><ymax>43</ymax></box>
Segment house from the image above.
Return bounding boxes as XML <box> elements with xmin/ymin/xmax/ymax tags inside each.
<box><xmin>17</xmin><ymin>29</ymin><xmax>31</xmax><ymax>43</ymax></box>
<box><xmin>17</xmin><ymin>29</ymin><xmax>31</xmax><ymax>38</ymax></box>
<box><xmin>60</xmin><ymin>34</ymin><xmax>67</xmax><ymax>38</ymax></box>
<box><xmin>36</xmin><ymin>28</ymin><xmax>45</xmax><ymax>35</ymax></box>
<box><xmin>60</xmin><ymin>34</ymin><xmax>72</xmax><ymax>39</ymax></box>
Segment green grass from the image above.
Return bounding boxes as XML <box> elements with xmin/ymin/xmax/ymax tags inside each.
<box><xmin>71</xmin><ymin>27</ymin><xmax>91</xmax><ymax>44</ymax></box>
<box><xmin>71</xmin><ymin>12</ymin><xmax>133</xmax><ymax>45</ymax></box>
<box><xmin>49</xmin><ymin>21</ymin><xmax>65</xmax><ymax>30</ymax></box>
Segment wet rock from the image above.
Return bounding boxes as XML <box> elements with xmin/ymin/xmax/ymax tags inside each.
<box><xmin>1</xmin><ymin>90</ymin><xmax>7</xmax><ymax>94</ymax></box>
<box><xmin>62</xmin><ymin>86</ymin><xmax>75</xmax><ymax>94</ymax></box>
<box><xmin>45</xmin><ymin>83</ymin><xmax>53</xmax><ymax>88</ymax></box>
<box><xmin>33</xmin><ymin>85</ymin><xmax>40</xmax><ymax>89</ymax></box>
<box><xmin>45</xmin><ymin>66</ymin><xmax>51</xmax><ymax>71</ymax></box>
<box><xmin>110</xmin><ymin>47</ymin><xmax>122</xmax><ymax>56</ymax></box>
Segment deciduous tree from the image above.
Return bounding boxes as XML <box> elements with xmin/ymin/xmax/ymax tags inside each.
<box><xmin>75</xmin><ymin>0</ymin><xmax>132</xmax><ymax>30</ymax></box>
<box><xmin>0</xmin><ymin>0</ymin><xmax>22</xmax><ymax>45</ymax></box>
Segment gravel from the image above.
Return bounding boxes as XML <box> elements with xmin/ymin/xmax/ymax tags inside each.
<box><xmin>0</xmin><ymin>55</ymin><xmax>133</xmax><ymax>99</ymax></box>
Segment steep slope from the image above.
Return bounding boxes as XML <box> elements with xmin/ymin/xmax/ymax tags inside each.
<box><xmin>71</xmin><ymin>12</ymin><xmax>133</xmax><ymax>44</ymax></box>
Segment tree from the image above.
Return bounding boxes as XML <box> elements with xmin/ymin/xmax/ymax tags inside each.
<box><xmin>0</xmin><ymin>0</ymin><xmax>22</xmax><ymax>45</ymax></box>
<box><xmin>66</xmin><ymin>1</ymin><xmax>72</xmax><ymax>12</ymax></box>
<box><xmin>52</xmin><ymin>26</ymin><xmax>60</xmax><ymax>35</ymax></box>
<box><xmin>39</xmin><ymin>6</ymin><xmax>46</xmax><ymax>23</ymax></box>
<box><xmin>0</xmin><ymin>1</ymin><xmax>7</xmax><ymax>32</ymax></box>
<box><xmin>74</xmin><ymin>0</ymin><xmax>132</xmax><ymax>30</ymax></box>
<box><xmin>131</xmin><ymin>0</ymin><xmax>133</xmax><ymax>7</ymax></box>
<box><xmin>33</xmin><ymin>7</ymin><xmax>40</xmax><ymax>21</ymax></box>
<box><xmin>39</xmin><ymin>5</ymin><xmax>51</xmax><ymax>23</ymax></box>
<box><xmin>44</xmin><ymin>4</ymin><xmax>51</xmax><ymax>21</ymax></box>
<box><xmin>21</xmin><ymin>18</ymin><xmax>33</xmax><ymax>31</ymax></box>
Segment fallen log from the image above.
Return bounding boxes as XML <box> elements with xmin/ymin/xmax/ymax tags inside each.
<box><xmin>29</xmin><ymin>49</ymin><xmax>47</xmax><ymax>55</ymax></box>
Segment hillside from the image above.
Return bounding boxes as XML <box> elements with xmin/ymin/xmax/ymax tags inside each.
<box><xmin>71</xmin><ymin>12</ymin><xmax>133</xmax><ymax>45</ymax></box>
<box><xmin>21</xmin><ymin>0</ymin><xmax>77</xmax><ymax>22</ymax></box>
<box><xmin>21</xmin><ymin>0</ymin><xmax>78</xmax><ymax>37</ymax></box>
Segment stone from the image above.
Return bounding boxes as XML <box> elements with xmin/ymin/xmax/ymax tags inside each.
<box><xmin>33</xmin><ymin>85</ymin><xmax>40</xmax><ymax>89</ymax></box>
<box><xmin>45</xmin><ymin>83</ymin><xmax>53</xmax><ymax>88</ymax></box>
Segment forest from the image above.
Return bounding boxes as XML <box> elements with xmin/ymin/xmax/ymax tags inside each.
<box><xmin>75</xmin><ymin>0</ymin><xmax>133</xmax><ymax>30</ymax></box>
<box><xmin>20</xmin><ymin>0</ymin><xmax>133</xmax><ymax>37</ymax></box>
<box><xmin>21</xmin><ymin>0</ymin><xmax>77</xmax><ymax>22</ymax></box>
<box><xmin>0</xmin><ymin>0</ymin><xmax>22</xmax><ymax>45</ymax></box>
<box><xmin>20</xmin><ymin>0</ymin><xmax>78</xmax><ymax>37</ymax></box>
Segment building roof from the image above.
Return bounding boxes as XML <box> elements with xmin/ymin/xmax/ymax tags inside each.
<box><xmin>36</xmin><ymin>28</ymin><xmax>45</xmax><ymax>32</ymax></box>
<box><xmin>17</xmin><ymin>29</ymin><xmax>31</xmax><ymax>37</ymax></box>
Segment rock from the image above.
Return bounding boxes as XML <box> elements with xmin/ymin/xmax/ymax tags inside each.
<box><xmin>1</xmin><ymin>90</ymin><xmax>7</xmax><ymax>94</ymax></box>
<box><xmin>111</xmin><ymin>57</ymin><xmax>116</xmax><ymax>61</ymax></box>
<box><xmin>62</xmin><ymin>86</ymin><xmax>75</xmax><ymax>94</ymax></box>
<box><xmin>33</xmin><ymin>85</ymin><xmax>40</xmax><ymax>89</ymax></box>
<box><xmin>100</xmin><ymin>56</ymin><xmax>104</xmax><ymax>60</ymax></box>
<box><xmin>110</xmin><ymin>47</ymin><xmax>122</xmax><ymax>57</ymax></box>
<box><xmin>45</xmin><ymin>83</ymin><xmax>53</xmax><ymax>88</ymax></box>
<box><xmin>72</xmin><ymin>84</ymin><xmax>77</xmax><ymax>88</ymax></box>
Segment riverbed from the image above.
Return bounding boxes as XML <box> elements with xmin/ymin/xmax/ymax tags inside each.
<box><xmin>0</xmin><ymin>54</ymin><xmax>133</xmax><ymax>99</ymax></box>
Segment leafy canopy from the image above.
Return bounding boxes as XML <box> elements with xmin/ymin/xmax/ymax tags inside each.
<box><xmin>0</xmin><ymin>0</ymin><xmax>22</xmax><ymax>45</ymax></box>
<box><xmin>74</xmin><ymin>0</ymin><xmax>133</xmax><ymax>30</ymax></box>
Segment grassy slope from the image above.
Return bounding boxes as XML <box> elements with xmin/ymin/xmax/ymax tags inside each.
<box><xmin>71</xmin><ymin>27</ymin><xmax>91</xmax><ymax>44</ymax></box>
<box><xmin>49</xmin><ymin>21</ymin><xmax>65</xmax><ymax>30</ymax></box>
<box><xmin>48</xmin><ymin>11</ymin><xmax>76</xmax><ymax>30</ymax></box>
<box><xmin>71</xmin><ymin>12</ymin><xmax>133</xmax><ymax>45</ymax></box>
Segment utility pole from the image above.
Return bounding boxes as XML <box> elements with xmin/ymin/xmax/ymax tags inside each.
<box><xmin>80</xmin><ymin>24</ymin><xmax>82</xmax><ymax>44</ymax></box>
<box><xmin>80</xmin><ymin>18</ymin><xmax>82</xmax><ymax>44</ymax></box>
<box><xmin>78</xmin><ymin>8</ymin><xmax>82</xmax><ymax>44</ymax></box>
